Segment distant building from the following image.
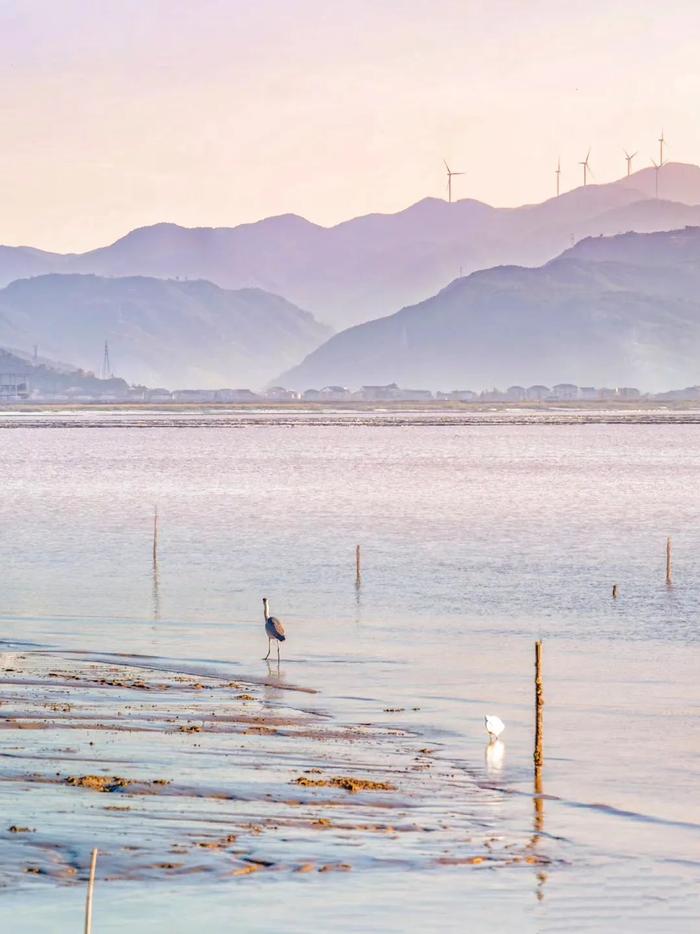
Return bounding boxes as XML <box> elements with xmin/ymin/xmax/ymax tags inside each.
<box><xmin>551</xmin><ymin>383</ymin><xmax>579</xmax><ymax>401</ymax></box>
<box><xmin>142</xmin><ymin>388</ymin><xmax>173</xmax><ymax>402</ymax></box>
<box><xmin>598</xmin><ymin>387</ymin><xmax>618</xmax><ymax>400</ymax></box>
<box><xmin>265</xmin><ymin>386</ymin><xmax>301</xmax><ymax>401</ymax></box>
<box><xmin>0</xmin><ymin>371</ymin><xmax>30</xmax><ymax>402</ymax></box>
<box><xmin>170</xmin><ymin>388</ymin><xmax>261</xmax><ymax>403</ymax></box>
<box><xmin>617</xmin><ymin>387</ymin><xmax>641</xmax><ymax>399</ymax></box>
<box><xmin>319</xmin><ymin>385</ymin><xmax>351</xmax><ymax>401</ymax></box>
<box><xmin>506</xmin><ymin>385</ymin><xmax>527</xmax><ymax>401</ymax></box>
<box><xmin>358</xmin><ymin>383</ymin><xmax>400</xmax><ymax>401</ymax></box>
<box><xmin>526</xmin><ymin>385</ymin><xmax>550</xmax><ymax>401</ymax></box>
<box><xmin>398</xmin><ymin>389</ymin><xmax>433</xmax><ymax>401</ymax></box>
<box><xmin>436</xmin><ymin>390</ymin><xmax>478</xmax><ymax>402</ymax></box>
<box><xmin>215</xmin><ymin>389</ymin><xmax>260</xmax><ymax>402</ymax></box>
<box><xmin>579</xmin><ymin>386</ymin><xmax>598</xmax><ymax>401</ymax></box>
<box><xmin>172</xmin><ymin>389</ymin><xmax>217</xmax><ymax>402</ymax></box>
<box><xmin>303</xmin><ymin>386</ymin><xmax>351</xmax><ymax>401</ymax></box>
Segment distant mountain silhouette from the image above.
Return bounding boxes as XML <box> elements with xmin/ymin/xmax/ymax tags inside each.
<box><xmin>278</xmin><ymin>225</ymin><xmax>700</xmax><ymax>393</ymax></box>
<box><xmin>0</xmin><ymin>345</ymin><xmax>129</xmax><ymax>396</ymax></box>
<box><xmin>1</xmin><ymin>163</ymin><xmax>700</xmax><ymax>329</ymax></box>
<box><xmin>0</xmin><ymin>275</ymin><xmax>330</xmax><ymax>389</ymax></box>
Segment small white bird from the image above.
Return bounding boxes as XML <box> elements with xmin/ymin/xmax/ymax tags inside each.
<box><xmin>262</xmin><ymin>597</ymin><xmax>286</xmax><ymax>661</ymax></box>
<box><xmin>484</xmin><ymin>714</ymin><xmax>505</xmax><ymax>741</ymax></box>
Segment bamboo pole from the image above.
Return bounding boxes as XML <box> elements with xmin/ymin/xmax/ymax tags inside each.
<box><xmin>534</xmin><ymin>641</ymin><xmax>544</xmax><ymax>768</ymax></box>
<box><xmin>84</xmin><ymin>848</ymin><xmax>98</xmax><ymax>934</ymax></box>
<box><xmin>355</xmin><ymin>544</ymin><xmax>361</xmax><ymax>583</ymax></box>
<box><xmin>666</xmin><ymin>536</ymin><xmax>672</xmax><ymax>586</ymax></box>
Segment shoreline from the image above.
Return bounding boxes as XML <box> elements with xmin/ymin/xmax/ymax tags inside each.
<box><xmin>2</xmin><ymin>400</ymin><xmax>700</xmax><ymax>428</ymax></box>
<box><xmin>2</xmin><ymin>399</ymin><xmax>700</xmax><ymax>413</ymax></box>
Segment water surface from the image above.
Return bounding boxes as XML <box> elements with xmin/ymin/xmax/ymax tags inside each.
<box><xmin>1</xmin><ymin>412</ymin><xmax>699</xmax><ymax>931</ymax></box>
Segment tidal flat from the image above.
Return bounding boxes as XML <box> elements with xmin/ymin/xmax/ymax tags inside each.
<box><xmin>0</xmin><ymin>649</ymin><xmax>549</xmax><ymax>884</ymax></box>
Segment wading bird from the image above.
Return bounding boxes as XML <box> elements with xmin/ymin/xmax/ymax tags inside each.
<box><xmin>262</xmin><ymin>597</ymin><xmax>286</xmax><ymax>661</ymax></box>
<box><xmin>484</xmin><ymin>714</ymin><xmax>505</xmax><ymax>740</ymax></box>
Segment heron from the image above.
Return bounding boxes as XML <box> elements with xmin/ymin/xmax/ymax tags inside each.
<box><xmin>262</xmin><ymin>597</ymin><xmax>286</xmax><ymax>661</ymax></box>
<box><xmin>484</xmin><ymin>714</ymin><xmax>505</xmax><ymax>741</ymax></box>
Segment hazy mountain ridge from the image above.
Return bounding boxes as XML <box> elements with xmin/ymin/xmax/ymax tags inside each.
<box><xmin>1</xmin><ymin>164</ymin><xmax>700</xmax><ymax>329</ymax></box>
<box><xmin>0</xmin><ymin>275</ymin><xmax>330</xmax><ymax>389</ymax></box>
<box><xmin>278</xmin><ymin>226</ymin><xmax>700</xmax><ymax>392</ymax></box>
<box><xmin>0</xmin><ymin>345</ymin><xmax>128</xmax><ymax>396</ymax></box>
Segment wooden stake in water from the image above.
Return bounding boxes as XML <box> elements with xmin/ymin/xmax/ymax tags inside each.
<box><xmin>534</xmin><ymin>641</ymin><xmax>544</xmax><ymax>768</ymax></box>
<box><xmin>666</xmin><ymin>536</ymin><xmax>672</xmax><ymax>586</ymax></box>
<box><xmin>612</xmin><ymin>584</ymin><xmax>619</xmax><ymax>599</ymax></box>
<box><xmin>84</xmin><ymin>848</ymin><xmax>98</xmax><ymax>934</ymax></box>
<box><xmin>355</xmin><ymin>544</ymin><xmax>361</xmax><ymax>583</ymax></box>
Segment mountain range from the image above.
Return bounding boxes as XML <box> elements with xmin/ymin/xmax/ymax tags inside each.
<box><xmin>2</xmin><ymin>163</ymin><xmax>700</xmax><ymax>331</ymax></box>
<box><xmin>0</xmin><ymin>275</ymin><xmax>329</xmax><ymax>389</ymax></box>
<box><xmin>279</xmin><ymin>226</ymin><xmax>700</xmax><ymax>393</ymax></box>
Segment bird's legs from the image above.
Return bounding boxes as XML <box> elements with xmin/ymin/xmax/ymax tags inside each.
<box><xmin>276</xmin><ymin>641</ymin><xmax>281</xmax><ymax>662</ymax></box>
<box><xmin>263</xmin><ymin>638</ymin><xmax>271</xmax><ymax>661</ymax></box>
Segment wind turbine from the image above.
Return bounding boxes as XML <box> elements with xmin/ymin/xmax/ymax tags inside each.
<box><xmin>444</xmin><ymin>160</ymin><xmax>464</xmax><ymax>203</ymax></box>
<box><xmin>651</xmin><ymin>158</ymin><xmax>661</xmax><ymax>199</ymax></box>
<box><xmin>658</xmin><ymin>130</ymin><xmax>666</xmax><ymax>167</ymax></box>
<box><xmin>579</xmin><ymin>149</ymin><xmax>592</xmax><ymax>186</ymax></box>
<box><xmin>555</xmin><ymin>158</ymin><xmax>561</xmax><ymax>197</ymax></box>
<box><xmin>624</xmin><ymin>149</ymin><xmax>637</xmax><ymax>176</ymax></box>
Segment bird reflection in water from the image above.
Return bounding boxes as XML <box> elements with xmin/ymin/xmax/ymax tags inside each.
<box><xmin>263</xmin><ymin>658</ymin><xmax>286</xmax><ymax>702</ymax></box>
<box><xmin>485</xmin><ymin>737</ymin><xmax>505</xmax><ymax>774</ymax></box>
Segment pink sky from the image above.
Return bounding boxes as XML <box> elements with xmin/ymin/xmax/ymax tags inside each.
<box><xmin>1</xmin><ymin>0</ymin><xmax>699</xmax><ymax>251</ymax></box>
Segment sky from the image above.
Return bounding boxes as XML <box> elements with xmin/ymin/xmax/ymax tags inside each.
<box><xmin>1</xmin><ymin>0</ymin><xmax>700</xmax><ymax>252</ymax></box>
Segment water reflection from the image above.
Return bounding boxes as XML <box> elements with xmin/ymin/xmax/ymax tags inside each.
<box><xmin>531</xmin><ymin>764</ymin><xmax>547</xmax><ymax>901</ymax></box>
<box><xmin>151</xmin><ymin>555</ymin><xmax>161</xmax><ymax>621</ymax></box>
<box><xmin>261</xmin><ymin>659</ymin><xmax>287</xmax><ymax>708</ymax></box>
<box><xmin>151</xmin><ymin>505</ymin><xmax>160</xmax><ymax>621</ymax></box>
<box><xmin>354</xmin><ymin>575</ymin><xmax>362</xmax><ymax>621</ymax></box>
<box><xmin>485</xmin><ymin>738</ymin><xmax>505</xmax><ymax>774</ymax></box>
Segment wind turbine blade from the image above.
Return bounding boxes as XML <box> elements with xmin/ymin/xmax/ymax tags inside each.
<box><xmin>631</xmin><ymin>151</ymin><xmax>637</xmax><ymax>159</ymax></box>
<box><xmin>444</xmin><ymin>159</ymin><xmax>450</xmax><ymax>173</ymax></box>
<box><xmin>586</xmin><ymin>148</ymin><xmax>591</xmax><ymax>162</ymax></box>
<box><xmin>651</xmin><ymin>158</ymin><xmax>658</xmax><ymax>168</ymax></box>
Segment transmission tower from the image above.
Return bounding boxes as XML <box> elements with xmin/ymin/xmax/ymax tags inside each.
<box><xmin>101</xmin><ymin>340</ymin><xmax>112</xmax><ymax>380</ymax></box>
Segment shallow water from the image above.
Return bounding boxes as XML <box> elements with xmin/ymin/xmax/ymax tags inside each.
<box><xmin>1</xmin><ymin>412</ymin><xmax>699</xmax><ymax>930</ymax></box>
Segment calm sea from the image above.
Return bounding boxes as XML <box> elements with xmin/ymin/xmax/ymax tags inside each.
<box><xmin>1</xmin><ymin>411</ymin><xmax>699</xmax><ymax>931</ymax></box>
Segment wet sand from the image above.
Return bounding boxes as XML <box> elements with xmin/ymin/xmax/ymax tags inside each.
<box><xmin>0</xmin><ymin>648</ymin><xmax>553</xmax><ymax>891</ymax></box>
